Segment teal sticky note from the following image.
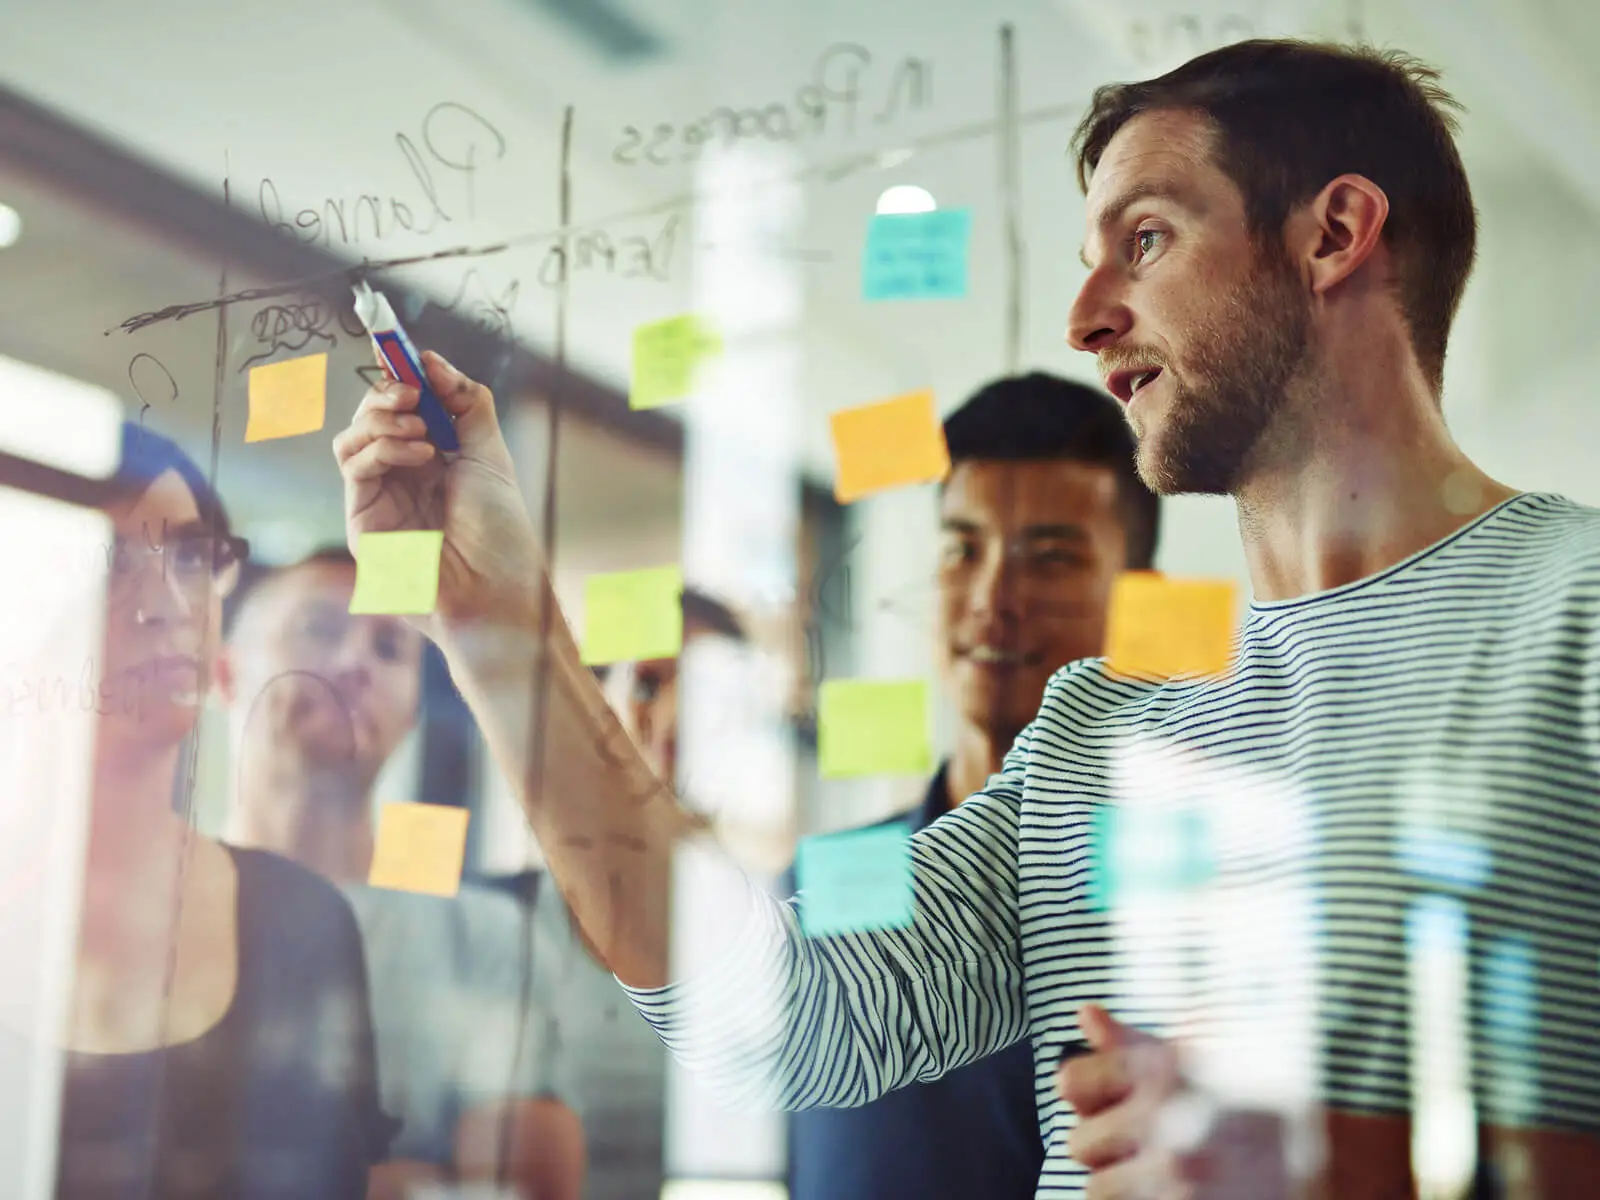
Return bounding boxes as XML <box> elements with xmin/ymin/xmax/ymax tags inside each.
<box><xmin>1088</xmin><ymin>805</ymin><xmax>1214</xmax><ymax>911</ymax></box>
<box><xmin>796</xmin><ymin>822</ymin><xmax>915</xmax><ymax>937</ymax></box>
<box><xmin>348</xmin><ymin>531</ymin><xmax>444</xmax><ymax>615</ymax></box>
<box><xmin>818</xmin><ymin>679</ymin><xmax>933</xmax><ymax>778</ymax></box>
<box><xmin>862</xmin><ymin>208</ymin><xmax>972</xmax><ymax>301</ymax></box>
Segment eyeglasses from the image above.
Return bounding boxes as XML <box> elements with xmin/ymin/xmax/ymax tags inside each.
<box><xmin>107</xmin><ymin>531</ymin><xmax>250</xmax><ymax>602</ymax></box>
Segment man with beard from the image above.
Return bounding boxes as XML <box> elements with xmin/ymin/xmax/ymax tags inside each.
<box><xmin>330</xmin><ymin>39</ymin><xmax>1600</xmax><ymax>1200</ymax></box>
<box><xmin>783</xmin><ymin>374</ymin><xmax>1158</xmax><ymax>1200</ymax></box>
<box><xmin>218</xmin><ymin>548</ymin><xmax>585</xmax><ymax>1200</ymax></box>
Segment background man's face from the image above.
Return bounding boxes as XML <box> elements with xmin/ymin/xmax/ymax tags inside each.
<box><xmin>1071</xmin><ymin>108</ymin><xmax>1314</xmax><ymax>495</ymax></box>
<box><xmin>624</xmin><ymin>620</ymin><xmax>716</xmax><ymax>787</ymax></box>
<box><xmin>227</xmin><ymin>563</ymin><xmax>423</xmax><ymax>776</ymax></box>
<box><xmin>935</xmin><ymin>459</ymin><xmax>1128</xmax><ymax>741</ymax></box>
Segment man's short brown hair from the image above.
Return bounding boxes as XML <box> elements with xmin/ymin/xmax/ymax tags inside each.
<box><xmin>1072</xmin><ymin>39</ymin><xmax>1477</xmax><ymax>395</ymax></box>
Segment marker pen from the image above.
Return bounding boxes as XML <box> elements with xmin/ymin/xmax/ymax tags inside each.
<box><xmin>351</xmin><ymin>281</ymin><xmax>461</xmax><ymax>453</ymax></box>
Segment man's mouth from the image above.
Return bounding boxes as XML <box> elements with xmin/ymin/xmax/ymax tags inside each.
<box><xmin>962</xmin><ymin>646</ymin><xmax>1043</xmax><ymax>667</ymax></box>
<box><xmin>1104</xmin><ymin>365</ymin><xmax>1165</xmax><ymax>404</ymax></box>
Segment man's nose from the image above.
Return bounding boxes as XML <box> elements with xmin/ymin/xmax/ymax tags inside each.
<box><xmin>329</xmin><ymin>641</ymin><xmax>375</xmax><ymax>693</ymax></box>
<box><xmin>969</xmin><ymin>550</ymin><xmax>1022</xmax><ymax>622</ymax></box>
<box><xmin>1065</xmin><ymin>267</ymin><xmax>1132</xmax><ymax>354</ymax></box>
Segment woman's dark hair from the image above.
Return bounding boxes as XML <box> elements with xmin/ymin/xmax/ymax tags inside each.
<box><xmin>1072</xmin><ymin>39</ymin><xmax>1476</xmax><ymax>396</ymax></box>
<box><xmin>942</xmin><ymin>373</ymin><xmax>1160</xmax><ymax>570</ymax></box>
<box><xmin>113</xmin><ymin>423</ymin><xmax>235</xmax><ymax>539</ymax></box>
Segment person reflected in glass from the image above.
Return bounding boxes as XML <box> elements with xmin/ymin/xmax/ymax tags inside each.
<box><xmin>219</xmin><ymin>547</ymin><xmax>585</xmax><ymax>1200</ymax></box>
<box><xmin>31</xmin><ymin>425</ymin><xmax>393</xmax><ymax>1199</ymax></box>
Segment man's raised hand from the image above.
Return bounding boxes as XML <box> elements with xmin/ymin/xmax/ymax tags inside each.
<box><xmin>332</xmin><ymin>350</ymin><xmax>542</xmax><ymax>635</ymax></box>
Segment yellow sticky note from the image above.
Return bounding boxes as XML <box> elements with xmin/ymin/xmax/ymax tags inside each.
<box><xmin>630</xmin><ymin>314</ymin><xmax>721</xmax><ymax>410</ymax></box>
<box><xmin>818</xmin><ymin>679</ymin><xmax>933</xmax><ymax>778</ymax></box>
<box><xmin>580</xmin><ymin>565</ymin><xmax>683</xmax><ymax>665</ymax></box>
<box><xmin>367</xmin><ymin>802</ymin><xmax>470</xmax><ymax>898</ymax></box>
<box><xmin>829</xmin><ymin>390</ymin><xmax>951</xmax><ymax>503</ymax></box>
<box><xmin>1103</xmin><ymin>573</ymin><xmax>1238</xmax><ymax>679</ymax></box>
<box><xmin>246</xmin><ymin>353</ymin><xmax>328</xmax><ymax>442</ymax></box>
<box><xmin>349</xmin><ymin>530</ymin><xmax>444</xmax><ymax>615</ymax></box>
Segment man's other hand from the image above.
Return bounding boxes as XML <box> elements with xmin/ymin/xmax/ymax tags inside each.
<box><xmin>1058</xmin><ymin>1004</ymin><xmax>1294</xmax><ymax>1200</ymax></box>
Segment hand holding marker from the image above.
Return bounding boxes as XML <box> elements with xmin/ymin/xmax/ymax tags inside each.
<box><xmin>351</xmin><ymin>280</ymin><xmax>461</xmax><ymax>453</ymax></box>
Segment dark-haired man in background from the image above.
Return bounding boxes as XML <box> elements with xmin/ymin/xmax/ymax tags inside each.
<box><xmin>217</xmin><ymin>548</ymin><xmax>585</xmax><ymax>1200</ymax></box>
<box><xmin>784</xmin><ymin>373</ymin><xmax>1159</xmax><ymax>1200</ymax></box>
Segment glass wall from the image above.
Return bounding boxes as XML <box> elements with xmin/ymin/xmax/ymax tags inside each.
<box><xmin>2</xmin><ymin>0</ymin><xmax>1598</xmax><ymax>1197</ymax></box>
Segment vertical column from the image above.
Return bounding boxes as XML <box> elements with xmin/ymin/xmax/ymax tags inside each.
<box><xmin>665</xmin><ymin>131</ymin><xmax>803</xmax><ymax>1181</ymax></box>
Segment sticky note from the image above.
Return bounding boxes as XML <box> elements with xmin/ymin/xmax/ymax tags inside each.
<box><xmin>580</xmin><ymin>565</ymin><xmax>683</xmax><ymax>665</ymax></box>
<box><xmin>1103</xmin><ymin>573</ymin><xmax>1237</xmax><ymax>679</ymax></box>
<box><xmin>829</xmin><ymin>389</ymin><xmax>951</xmax><ymax>503</ymax></box>
<box><xmin>349</xmin><ymin>530</ymin><xmax>444</xmax><ymax>615</ymax></box>
<box><xmin>246</xmin><ymin>353</ymin><xmax>328</xmax><ymax>442</ymax></box>
<box><xmin>1089</xmin><ymin>804</ymin><xmax>1214</xmax><ymax>911</ymax></box>
<box><xmin>818</xmin><ymin>679</ymin><xmax>932</xmax><ymax>778</ymax></box>
<box><xmin>630</xmin><ymin>314</ymin><xmax>721</xmax><ymax>410</ymax></box>
<box><xmin>368</xmin><ymin>801</ymin><xmax>470</xmax><ymax>897</ymax></box>
<box><xmin>796</xmin><ymin>823</ymin><xmax>915</xmax><ymax>937</ymax></box>
<box><xmin>862</xmin><ymin>208</ymin><xmax>972</xmax><ymax>301</ymax></box>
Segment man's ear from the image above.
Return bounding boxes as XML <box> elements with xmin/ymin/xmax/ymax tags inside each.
<box><xmin>212</xmin><ymin>644</ymin><xmax>237</xmax><ymax>706</ymax></box>
<box><xmin>1298</xmin><ymin>173</ymin><xmax>1390</xmax><ymax>297</ymax></box>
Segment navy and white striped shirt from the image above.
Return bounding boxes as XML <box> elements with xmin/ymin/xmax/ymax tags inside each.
<box><xmin>627</xmin><ymin>492</ymin><xmax>1600</xmax><ymax>1198</ymax></box>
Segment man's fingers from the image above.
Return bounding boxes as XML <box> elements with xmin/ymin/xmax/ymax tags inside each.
<box><xmin>1068</xmin><ymin>1101</ymin><xmax>1147</xmax><ymax>1170</ymax></box>
<box><xmin>1081</xmin><ymin>1003</ymin><xmax>1131</xmax><ymax>1051</ymax></box>
<box><xmin>421</xmin><ymin>350</ymin><xmax>499</xmax><ymax>438</ymax></box>
<box><xmin>1082</xmin><ymin>1149</ymin><xmax>1195</xmax><ymax>1200</ymax></box>
<box><xmin>1059</xmin><ymin>1046</ymin><xmax>1137</xmax><ymax>1117</ymax></box>
<box><xmin>340</xmin><ymin>436</ymin><xmax>435</xmax><ymax>483</ymax></box>
<box><xmin>334</xmin><ymin>402</ymin><xmax>427</xmax><ymax>465</ymax></box>
<box><xmin>354</xmin><ymin>380</ymin><xmax>422</xmax><ymax>421</ymax></box>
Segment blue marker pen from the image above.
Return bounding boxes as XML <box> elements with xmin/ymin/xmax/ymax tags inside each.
<box><xmin>351</xmin><ymin>281</ymin><xmax>461</xmax><ymax>453</ymax></box>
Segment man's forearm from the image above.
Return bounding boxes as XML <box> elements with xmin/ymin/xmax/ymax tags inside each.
<box><xmin>437</xmin><ymin>583</ymin><xmax>748</xmax><ymax>989</ymax></box>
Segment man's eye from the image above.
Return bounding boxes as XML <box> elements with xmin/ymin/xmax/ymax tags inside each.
<box><xmin>1132</xmin><ymin>228</ymin><xmax>1163</xmax><ymax>261</ymax></box>
<box><xmin>300</xmin><ymin>615</ymin><xmax>344</xmax><ymax>643</ymax></box>
<box><xmin>373</xmin><ymin>629</ymin><xmax>403</xmax><ymax>662</ymax></box>
<box><xmin>1033</xmin><ymin>550</ymin><xmax>1087</xmax><ymax>571</ymax></box>
<box><xmin>170</xmin><ymin>539</ymin><xmax>211</xmax><ymax>574</ymax></box>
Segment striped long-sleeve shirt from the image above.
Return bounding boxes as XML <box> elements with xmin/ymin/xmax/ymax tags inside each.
<box><xmin>625</xmin><ymin>492</ymin><xmax>1600</xmax><ymax>1198</ymax></box>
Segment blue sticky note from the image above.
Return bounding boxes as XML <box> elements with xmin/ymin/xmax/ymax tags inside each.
<box><xmin>796</xmin><ymin>823</ymin><xmax>915</xmax><ymax>937</ymax></box>
<box><xmin>862</xmin><ymin>209</ymin><xmax>972</xmax><ymax>301</ymax></box>
<box><xmin>1088</xmin><ymin>804</ymin><xmax>1214</xmax><ymax>911</ymax></box>
<box><xmin>1397</xmin><ymin>826</ymin><xmax>1491</xmax><ymax>889</ymax></box>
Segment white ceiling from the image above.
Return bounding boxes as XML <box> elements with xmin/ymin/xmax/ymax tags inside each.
<box><xmin>1</xmin><ymin>0</ymin><xmax>1597</xmax><ymax>530</ymax></box>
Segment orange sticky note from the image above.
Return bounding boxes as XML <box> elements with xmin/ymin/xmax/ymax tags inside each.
<box><xmin>367</xmin><ymin>802</ymin><xmax>470</xmax><ymax>898</ymax></box>
<box><xmin>1103</xmin><ymin>573</ymin><xmax>1238</xmax><ymax>679</ymax></box>
<box><xmin>246</xmin><ymin>353</ymin><xmax>328</xmax><ymax>442</ymax></box>
<box><xmin>829</xmin><ymin>389</ymin><xmax>951</xmax><ymax>503</ymax></box>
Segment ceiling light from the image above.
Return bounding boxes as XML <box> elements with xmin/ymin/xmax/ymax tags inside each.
<box><xmin>0</xmin><ymin>203</ymin><xmax>20</xmax><ymax>249</ymax></box>
<box><xmin>875</xmin><ymin>185</ymin><xmax>937</xmax><ymax>215</ymax></box>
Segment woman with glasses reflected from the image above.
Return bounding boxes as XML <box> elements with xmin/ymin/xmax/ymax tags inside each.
<box><xmin>44</xmin><ymin>425</ymin><xmax>394</xmax><ymax>1198</ymax></box>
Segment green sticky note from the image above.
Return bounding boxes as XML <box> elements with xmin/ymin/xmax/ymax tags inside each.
<box><xmin>630</xmin><ymin>314</ymin><xmax>721</xmax><ymax>410</ymax></box>
<box><xmin>580</xmin><ymin>565</ymin><xmax>684</xmax><ymax>665</ymax></box>
<box><xmin>348</xmin><ymin>531</ymin><xmax>444</xmax><ymax>615</ymax></box>
<box><xmin>862</xmin><ymin>209</ymin><xmax>972</xmax><ymax>300</ymax></box>
<box><xmin>1088</xmin><ymin>805</ymin><xmax>1215</xmax><ymax>911</ymax></box>
<box><xmin>797</xmin><ymin>822</ymin><xmax>915</xmax><ymax>937</ymax></box>
<box><xmin>818</xmin><ymin>679</ymin><xmax>932</xmax><ymax>778</ymax></box>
